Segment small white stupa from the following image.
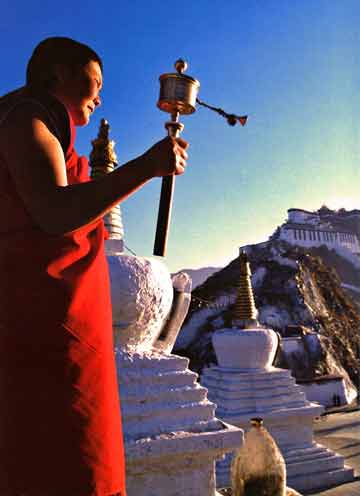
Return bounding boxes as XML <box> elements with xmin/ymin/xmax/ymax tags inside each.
<box><xmin>89</xmin><ymin>121</ymin><xmax>243</xmax><ymax>496</ymax></box>
<box><xmin>201</xmin><ymin>250</ymin><xmax>354</xmax><ymax>493</ymax></box>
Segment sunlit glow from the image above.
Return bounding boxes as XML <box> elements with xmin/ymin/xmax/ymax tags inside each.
<box><xmin>326</xmin><ymin>197</ymin><xmax>360</xmax><ymax>211</ymax></box>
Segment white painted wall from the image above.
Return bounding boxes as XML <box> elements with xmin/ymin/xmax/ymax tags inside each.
<box><xmin>279</xmin><ymin>226</ymin><xmax>360</xmax><ymax>255</ymax></box>
<box><xmin>288</xmin><ymin>210</ymin><xmax>319</xmax><ymax>224</ymax></box>
<box><xmin>282</xmin><ymin>337</ymin><xmax>305</xmax><ymax>355</ymax></box>
<box><xmin>299</xmin><ymin>378</ymin><xmax>356</xmax><ymax>407</ymax></box>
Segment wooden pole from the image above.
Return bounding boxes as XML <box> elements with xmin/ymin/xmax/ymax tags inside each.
<box><xmin>153</xmin><ymin>113</ymin><xmax>183</xmax><ymax>257</ymax></box>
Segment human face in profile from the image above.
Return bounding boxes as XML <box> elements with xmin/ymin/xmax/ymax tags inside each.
<box><xmin>52</xmin><ymin>60</ymin><xmax>102</xmax><ymax>126</ymax></box>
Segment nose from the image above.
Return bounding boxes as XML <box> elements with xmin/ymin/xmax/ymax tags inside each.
<box><xmin>93</xmin><ymin>95</ymin><xmax>101</xmax><ymax>107</ymax></box>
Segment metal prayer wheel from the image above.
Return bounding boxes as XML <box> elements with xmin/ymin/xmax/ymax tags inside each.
<box><xmin>157</xmin><ymin>59</ymin><xmax>200</xmax><ymax>116</ymax></box>
<box><xmin>153</xmin><ymin>59</ymin><xmax>200</xmax><ymax>257</ymax></box>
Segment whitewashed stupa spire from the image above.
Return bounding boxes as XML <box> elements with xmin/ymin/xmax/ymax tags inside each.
<box><xmin>90</xmin><ymin>119</ymin><xmax>124</xmax><ymax>249</ymax></box>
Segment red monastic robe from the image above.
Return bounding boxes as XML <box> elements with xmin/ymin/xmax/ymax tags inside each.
<box><xmin>0</xmin><ymin>88</ymin><xmax>126</xmax><ymax>496</ymax></box>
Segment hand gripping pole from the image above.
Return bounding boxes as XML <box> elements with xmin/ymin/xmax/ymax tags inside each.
<box><xmin>153</xmin><ymin>112</ymin><xmax>184</xmax><ymax>257</ymax></box>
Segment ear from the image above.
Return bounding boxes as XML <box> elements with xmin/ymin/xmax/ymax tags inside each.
<box><xmin>52</xmin><ymin>63</ymin><xmax>72</xmax><ymax>85</ymax></box>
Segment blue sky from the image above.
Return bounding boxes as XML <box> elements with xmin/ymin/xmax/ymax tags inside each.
<box><xmin>1</xmin><ymin>1</ymin><xmax>359</xmax><ymax>271</ymax></box>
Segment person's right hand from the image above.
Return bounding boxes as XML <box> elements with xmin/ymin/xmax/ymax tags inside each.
<box><xmin>142</xmin><ymin>136</ymin><xmax>189</xmax><ymax>178</ymax></box>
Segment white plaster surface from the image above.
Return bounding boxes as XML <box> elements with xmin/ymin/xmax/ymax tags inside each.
<box><xmin>108</xmin><ymin>254</ymin><xmax>173</xmax><ymax>351</ymax></box>
<box><xmin>202</xmin><ymin>365</ymin><xmax>354</xmax><ymax>492</ymax></box>
<box><xmin>108</xmin><ymin>251</ymin><xmax>244</xmax><ymax>494</ymax></box>
<box><xmin>212</xmin><ymin>327</ymin><xmax>278</xmax><ymax>370</ymax></box>
<box><xmin>278</xmin><ymin>225</ymin><xmax>360</xmax><ymax>255</ymax></box>
<box><xmin>282</xmin><ymin>337</ymin><xmax>305</xmax><ymax>355</ymax></box>
<box><xmin>116</xmin><ymin>349</ymin><xmax>244</xmax><ymax>496</ymax></box>
<box><xmin>300</xmin><ymin>378</ymin><xmax>356</xmax><ymax>407</ymax></box>
<box><xmin>288</xmin><ymin>210</ymin><xmax>320</xmax><ymax>224</ymax></box>
<box><xmin>203</xmin><ymin>323</ymin><xmax>354</xmax><ymax>492</ymax></box>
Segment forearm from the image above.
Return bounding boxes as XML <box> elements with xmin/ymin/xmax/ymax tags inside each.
<box><xmin>44</xmin><ymin>155</ymin><xmax>153</xmax><ymax>235</ymax></box>
<box><xmin>0</xmin><ymin>105</ymin><xmax>189</xmax><ymax>236</ymax></box>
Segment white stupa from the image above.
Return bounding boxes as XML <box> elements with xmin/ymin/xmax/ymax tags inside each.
<box><xmin>89</xmin><ymin>121</ymin><xmax>243</xmax><ymax>496</ymax></box>
<box><xmin>201</xmin><ymin>250</ymin><xmax>354</xmax><ymax>493</ymax></box>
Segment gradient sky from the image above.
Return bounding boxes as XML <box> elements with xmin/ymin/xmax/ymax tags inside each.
<box><xmin>1</xmin><ymin>1</ymin><xmax>359</xmax><ymax>272</ymax></box>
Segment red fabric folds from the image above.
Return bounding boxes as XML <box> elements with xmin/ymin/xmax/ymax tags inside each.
<box><xmin>0</xmin><ymin>90</ymin><xmax>126</xmax><ymax>495</ymax></box>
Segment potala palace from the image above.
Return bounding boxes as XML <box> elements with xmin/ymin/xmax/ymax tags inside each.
<box><xmin>273</xmin><ymin>207</ymin><xmax>360</xmax><ymax>255</ymax></box>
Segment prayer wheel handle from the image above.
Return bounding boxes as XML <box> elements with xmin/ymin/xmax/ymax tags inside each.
<box><xmin>152</xmin><ymin>59</ymin><xmax>248</xmax><ymax>256</ymax></box>
<box><xmin>153</xmin><ymin>59</ymin><xmax>200</xmax><ymax>257</ymax></box>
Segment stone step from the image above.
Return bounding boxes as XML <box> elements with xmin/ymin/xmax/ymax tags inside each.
<box><xmin>216</xmin><ymin>400</ymin><xmax>308</xmax><ymax>418</ymax></box>
<box><xmin>202</xmin><ymin>380</ymin><xmax>302</xmax><ymax>397</ymax></box>
<box><xmin>123</xmin><ymin>399</ymin><xmax>215</xmax><ymax>420</ymax></box>
<box><xmin>203</xmin><ymin>366</ymin><xmax>292</xmax><ymax>378</ymax></box>
<box><xmin>124</xmin><ymin>420</ymin><xmax>243</xmax><ymax>496</ymax></box>
<box><xmin>286</xmin><ymin>452</ymin><xmax>345</xmax><ymax>478</ymax></box>
<box><xmin>287</xmin><ymin>466</ymin><xmax>354</xmax><ymax>493</ymax></box>
<box><xmin>212</xmin><ymin>396</ymin><xmax>307</xmax><ymax>412</ymax></box>
<box><xmin>123</xmin><ymin>401</ymin><xmax>217</xmax><ymax>439</ymax></box>
<box><xmin>215</xmin><ymin>393</ymin><xmax>307</xmax><ymax>412</ymax></box>
<box><xmin>202</xmin><ymin>371</ymin><xmax>296</xmax><ymax>390</ymax></box>
<box><xmin>215</xmin><ymin>445</ymin><xmax>354</xmax><ymax>492</ymax></box>
<box><xmin>117</xmin><ymin>351</ymin><xmax>190</xmax><ymax>373</ymax></box>
<box><xmin>206</xmin><ymin>387</ymin><xmax>306</xmax><ymax>404</ymax></box>
<box><xmin>119</xmin><ymin>373</ymin><xmax>207</xmax><ymax>396</ymax></box>
<box><xmin>283</xmin><ymin>444</ymin><xmax>333</xmax><ymax>463</ymax></box>
<box><xmin>119</xmin><ymin>369</ymin><xmax>198</xmax><ymax>388</ymax></box>
<box><xmin>121</xmin><ymin>384</ymin><xmax>208</xmax><ymax>406</ymax></box>
<box><xmin>203</xmin><ymin>378</ymin><xmax>298</xmax><ymax>395</ymax></box>
<box><xmin>124</xmin><ymin>416</ymin><xmax>222</xmax><ymax>443</ymax></box>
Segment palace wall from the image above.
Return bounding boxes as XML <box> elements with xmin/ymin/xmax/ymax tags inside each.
<box><xmin>279</xmin><ymin>226</ymin><xmax>360</xmax><ymax>255</ymax></box>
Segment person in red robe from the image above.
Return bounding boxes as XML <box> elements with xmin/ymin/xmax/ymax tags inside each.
<box><xmin>0</xmin><ymin>37</ymin><xmax>189</xmax><ymax>496</ymax></box>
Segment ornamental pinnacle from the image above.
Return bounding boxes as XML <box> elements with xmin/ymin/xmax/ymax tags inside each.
<box><xmin>90</xmin><ymin>119</ymin><xmax>118</xmax><ymax>177</ymax></box>
<box><xmin>232</xmin><ymin>250</ymin><xmax>259</xmax><ymax>329</ymax></box>
<box><xmin>89</xmin><ymin>119</ymin><xmax>124</xmax><ymax>246</ymax></box>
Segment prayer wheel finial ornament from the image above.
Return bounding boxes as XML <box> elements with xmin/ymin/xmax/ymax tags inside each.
<box><xmin>153</xmin><ymin>59</ymin><xmax>248</xmax><ymax>257</ymax></box>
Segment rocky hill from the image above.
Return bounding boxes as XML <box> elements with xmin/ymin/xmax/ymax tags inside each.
<box><xmin>174</xmin><ymin>239</ymin><xmax>360</xmax><ymax>394</ymax></box>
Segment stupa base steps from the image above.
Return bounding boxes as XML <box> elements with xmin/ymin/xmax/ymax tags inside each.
<box><xmin>125</xmin><ymin>424</ymin><xmax>242</xmax><ymax>496</ymax></box>
<box><xmin>202</xmin><ymin>367</ymin><xmax>311</xmax><ymax>413</ymax></box>
<box><xmin>216</xmin><ymin>441</ymin><xmax>354</xmax><ymax>492</ymax></box>
<box><xmin>212</xmin><ymin>409</ymin><xmax>353</xmax><ymax>492</ymax></box>
<box><xmin>202</xmin><ymin>367</ymin><xmax>308</xmax><ymax>407</ymax></box>
<box><xmin>201</xmin><ymin>366</ymin><xmax>354</xmax><ymax>492</ymax></box>
<box><xmin>117</xmin><ymin>350</ymin><xmax>244</xmax><ymax>496</ymax></box>
<box><xmin>118</xmin><ymin>351</ymin><xmax>219</xmax><ymax>440</ymax></box>
<box><xmin>124</xmin><ymin>419</ymin><xmax>243</xmax><ymax>496</ymax></box>
<box><xmin>202</xmin><ymin>365</ymin><xmax>297</xmax><ymax>386</ymax></box>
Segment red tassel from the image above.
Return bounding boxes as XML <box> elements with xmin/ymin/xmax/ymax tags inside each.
<box><xmin>238</xmin><ymin>115</ymin><xmax>248</xmax><ymax>126</ymax></box>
